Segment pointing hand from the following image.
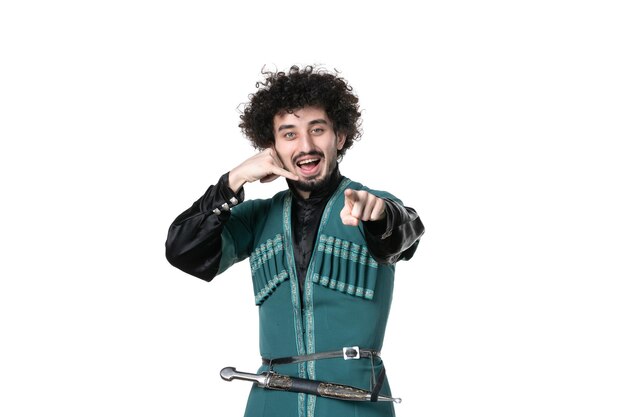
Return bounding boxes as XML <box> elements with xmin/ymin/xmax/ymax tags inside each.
<box><xmin>340</xmin><ymin>189</ymin><xmax>386</xmax><ymax>227</ymax></box>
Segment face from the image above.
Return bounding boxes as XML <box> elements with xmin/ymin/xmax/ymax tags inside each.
<box><xmin>273</xmin><ymin>106</ymin><xmax>346</xmax><ymax>198</ymax></box>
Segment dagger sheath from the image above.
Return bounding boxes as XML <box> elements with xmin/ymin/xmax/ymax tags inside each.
<box><xmin>220</xmin><ymin>367</ymin><xmax>401</xmax><ymax>403</ymax></box>
<box><xmin>268</xmin><ymin>372</ymin><xmax>375</xmax><ymax>401</ymax></box>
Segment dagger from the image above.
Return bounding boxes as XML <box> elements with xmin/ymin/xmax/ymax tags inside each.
<box><xmin>220</xmin><ymin>367</ymin><xmax>401</xmax><ymax>403</ymax></box>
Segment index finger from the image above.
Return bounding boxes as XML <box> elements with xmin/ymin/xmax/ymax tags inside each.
<box><xmin>344</xmin><ymin>188</ymin><xmax>357</xmax><ymax>202</ymax></box>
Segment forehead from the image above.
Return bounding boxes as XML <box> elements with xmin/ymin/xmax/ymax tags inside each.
<box><xmin>273</xmin><ymin>106</ymin><xmax>331</xmax><ymax>131</ymax></box>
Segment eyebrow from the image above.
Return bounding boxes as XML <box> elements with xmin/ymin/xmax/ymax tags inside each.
<box><xmin>276</xmin><ymin>119</ymin><xmax>329</xmax><ymax>132</ymax></box>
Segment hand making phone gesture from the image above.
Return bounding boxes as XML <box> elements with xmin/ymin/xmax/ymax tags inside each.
<box><xmin>228</xmin><ymin>148</ymin><xmax>299</xmax><ymax>192</ymax></box>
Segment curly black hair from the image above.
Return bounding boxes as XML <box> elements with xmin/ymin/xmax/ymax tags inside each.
<box><xmin>239</xmin><ymin>65</ymin><xmax>362</xmax><ymax>159</ymax></box>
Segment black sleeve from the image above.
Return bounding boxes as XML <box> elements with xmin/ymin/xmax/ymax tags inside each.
<box><xmin>362</xmin><ymin>199</ymin><xmax>425</xmax><ymax>265</ymax></box>
<box><xmin>165</xmin><ymin>172</ymin><xmax>244</xmax><ymax>281</ymax></box>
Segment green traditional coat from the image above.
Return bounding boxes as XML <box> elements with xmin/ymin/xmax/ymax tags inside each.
<box><xmin>218</xmin><ymin>178</ymin><xmax>401</xmax><ymax>417</ymax></box>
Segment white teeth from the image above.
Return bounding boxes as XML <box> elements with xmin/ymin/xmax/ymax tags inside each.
<box><xmin>297</xmin><ymin>158</ymin><xmax>320</xmax><ymax>166</ymax></box>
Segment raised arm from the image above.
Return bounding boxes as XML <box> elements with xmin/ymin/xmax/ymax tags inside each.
<box><xmin>165</xmin><ymin>149</ymin><xmax>299</xmax><ymax>281</ymax></box>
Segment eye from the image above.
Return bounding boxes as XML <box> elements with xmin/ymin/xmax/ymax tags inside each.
<box><xmin>284</xmin><ymin>132</ymin><xmax>296</xmax><ymax>139</ymax></box>
<box><xmin>311</xmin><ymin>127</ymin><xmax>325</xmax><ymax>135</ymax></box>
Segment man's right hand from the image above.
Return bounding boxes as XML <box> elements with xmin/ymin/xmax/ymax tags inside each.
<box><xmin>228</xmin><ymin>148</ymin><xmax>299</xmax><ymax>193</ymax></box>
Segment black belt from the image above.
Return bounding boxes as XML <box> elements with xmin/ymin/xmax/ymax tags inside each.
<box><xmin>261</xmin><ymin>347</ymin><xmax>386</xmax><ymax>402</ymax></box>
<box><xmin>262</xmin><ymin>347</ymin><xmax>379</xmax><ymax>366</ymax></box>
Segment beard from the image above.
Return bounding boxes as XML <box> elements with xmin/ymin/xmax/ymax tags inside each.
<box><xmin>287</xmin><ymin>158</ymin><xmax>338</xmax><ymax>195</ymax></box>
<box><xmin>289</xmin><ymin>173</ymin><xmax>334</xmax><ymax>194</ymax></box>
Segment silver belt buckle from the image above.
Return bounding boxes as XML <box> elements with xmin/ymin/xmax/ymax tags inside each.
<box><xmin>343</xmin><ymin>346</ymin><xmax>360</xmax><ymax>360</ymax></box>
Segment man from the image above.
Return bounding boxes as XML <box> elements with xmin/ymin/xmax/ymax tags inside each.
<box><xmin>165</xmin><ymin>65</ymin><xmax>425</xmax><ymax>417</ymax></box>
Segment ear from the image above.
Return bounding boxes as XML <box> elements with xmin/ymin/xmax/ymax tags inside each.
<box><xmin>336</xmin><ymin>132</ymin><xmax>347</xmax><ymax>150</ymax></box>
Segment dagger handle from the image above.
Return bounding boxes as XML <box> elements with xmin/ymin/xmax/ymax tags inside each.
<box><xmin>220</xmin><ymin>367</ymin><xmax>269</xmax><ymax>386</ymax></box>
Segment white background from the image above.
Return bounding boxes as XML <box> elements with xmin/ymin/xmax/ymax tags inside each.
<box><xmin>1</xmin><ymin>1</ymin><xmax>625</xmax><ymax>416</ymax></box>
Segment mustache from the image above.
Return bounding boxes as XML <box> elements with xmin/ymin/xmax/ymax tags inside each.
<box><xmin>292</xmin><ymin>151</ymin><xmax>324</xmax><ymax>165</ymax></box>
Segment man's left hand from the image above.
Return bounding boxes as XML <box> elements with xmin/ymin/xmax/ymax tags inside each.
<box><xmin>340</xmin><ymin>189</ymin><xmax>387</xmax><ymax>227</ymax></box>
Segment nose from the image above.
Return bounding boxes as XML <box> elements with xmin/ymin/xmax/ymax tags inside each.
<box><xmin>300</xmin><ymin>132</ymin><xmax>314</xmax><ymax>152</ymax></box>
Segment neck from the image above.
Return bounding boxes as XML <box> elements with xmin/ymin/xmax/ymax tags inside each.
<box><xmin>298</xmin><ymin>189</ymin><xmax>312</xmax><ymax>200</ymax></box>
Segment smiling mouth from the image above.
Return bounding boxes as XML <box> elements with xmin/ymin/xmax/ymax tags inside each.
<box><xmin>295</xmin><ymin>157</ymin><xmax>322</xmax><ymax>176</ymax></box>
